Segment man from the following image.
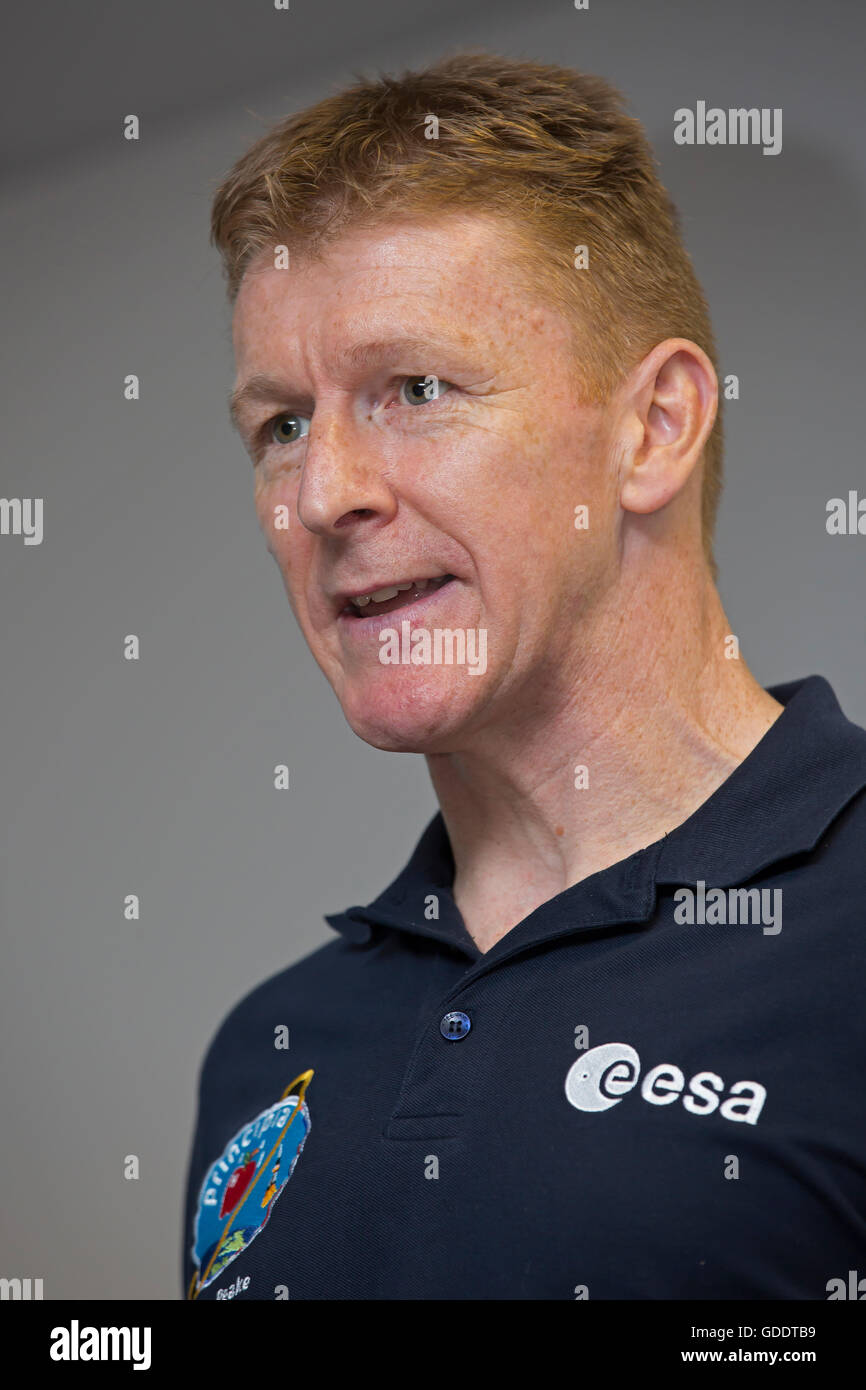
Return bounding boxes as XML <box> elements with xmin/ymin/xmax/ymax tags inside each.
<box><xmin>183</xmin><ymin>53</ymin><xmax>866</xmax><ymax>1300</ymax></box>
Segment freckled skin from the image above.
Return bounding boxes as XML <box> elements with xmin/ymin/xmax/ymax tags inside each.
<box><xmin>231</xmin><ymin>212</ymin><xmax>784</xmax><ymax>951</ymax></box>
<box><xmin>233</xmin><ymin>214</ymin><xmax>618</xmax><ymax>753</ymax></box>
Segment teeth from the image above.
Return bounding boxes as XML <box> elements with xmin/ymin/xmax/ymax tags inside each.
<box><xmin>349</xmin><ymin>576</ymin><xmax>445</xmax><ymax>611</ymax></box>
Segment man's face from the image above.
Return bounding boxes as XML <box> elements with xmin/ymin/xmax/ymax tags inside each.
<box><xmin>231</xmin><ymin>213</ymin><xmax>621</xmax><ymax>751</ymax></box>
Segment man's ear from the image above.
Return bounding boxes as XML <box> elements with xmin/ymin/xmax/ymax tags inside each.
<box><xmin>618</xmin><ymin>338</ymin><xmax>718</xmax><ymax>517</ymax></box>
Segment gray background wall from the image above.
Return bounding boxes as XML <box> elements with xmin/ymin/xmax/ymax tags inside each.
<box><xmin>1</xmin><ymin>0</ymin><xmax>863</xmax><ymax>1299</ymax></box>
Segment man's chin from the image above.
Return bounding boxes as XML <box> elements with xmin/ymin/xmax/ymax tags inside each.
<box><xmin>337</xmin><ymin>674</ymin><xmax>485</xmax><ymax>753</ymax></box>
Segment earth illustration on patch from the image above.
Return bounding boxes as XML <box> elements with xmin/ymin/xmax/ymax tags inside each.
<box><xmin>190</xmin><ymin>1070</ymin><xmax>313</xmax><ymax>1296</ymax></box>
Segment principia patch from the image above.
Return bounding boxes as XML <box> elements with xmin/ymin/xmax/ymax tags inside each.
<box><xmin>188</xmin><ymin>1069</ymin><xmax>313</xmax><ymax>1299</ymax></box>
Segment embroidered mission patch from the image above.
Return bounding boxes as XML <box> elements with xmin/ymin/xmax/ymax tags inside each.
<box><xmin>189</xmin><ymin>1070</ymin><xmax>313</xmax><ymax>1297</ymax></box>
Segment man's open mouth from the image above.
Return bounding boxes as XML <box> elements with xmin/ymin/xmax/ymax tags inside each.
<box><xmin>341</xmin><ymin>575</ymin><xmax>455</xmax><ymax>619</ymax></box>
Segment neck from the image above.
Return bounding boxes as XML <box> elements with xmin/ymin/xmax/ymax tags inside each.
<box><xmin>426</xmin><ymin>553</ymin><xmax>783</xmax><ymax>953</ymax></box>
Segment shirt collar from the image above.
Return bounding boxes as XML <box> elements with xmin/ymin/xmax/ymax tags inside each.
<box><xmin>326</xmin><ymin>675</ymin><xmax>866</xmax><ymax>952</ymax></box>
<box><xmin>655</xmin><ymin>674</ymin><xmax>866</xmax><ymax>885</ymax></box>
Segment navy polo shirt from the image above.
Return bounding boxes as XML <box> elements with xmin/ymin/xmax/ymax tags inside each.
<box><xmin>183</xmin><ymin>674</ymin><xmax>866</xmax><ymax>1300</ymax></box>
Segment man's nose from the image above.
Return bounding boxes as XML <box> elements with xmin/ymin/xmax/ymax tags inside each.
<box><xmin>296</xmin><ymin>405</ymin><xmax>397</xmax><ymax>535</ymax></box>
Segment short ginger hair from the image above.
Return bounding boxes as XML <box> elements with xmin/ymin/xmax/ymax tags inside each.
<box><xmin>211</xmin><ymin>52</ymin><xmax>723</xmax><ymax>571</ymax></box>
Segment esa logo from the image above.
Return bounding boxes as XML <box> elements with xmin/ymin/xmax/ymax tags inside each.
<box><xmin>565</xmin><ymin>1043</ymin><xmax>766</xmax><ymax>1125</ymax></box>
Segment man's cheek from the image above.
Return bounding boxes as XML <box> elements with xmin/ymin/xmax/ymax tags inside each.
<box><xmin>254</xmin><ymin>485</ymin><xmax>289</xmax><ymax>554</ymax></box>
<box><xmin>256</xmin><ymin>507</ymin><xmax>295</xmax><ymax>579</ymax></box>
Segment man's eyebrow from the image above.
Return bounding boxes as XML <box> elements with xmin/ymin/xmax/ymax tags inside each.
<box><xmin>229</xmin><ymin>375</ymin><xmax>291</xmax><ymax>433</ymax></box>
<box><xmin>228</xmin><ymin>335</ymin><xmax>485</xmax><ymax>431</ymax></box>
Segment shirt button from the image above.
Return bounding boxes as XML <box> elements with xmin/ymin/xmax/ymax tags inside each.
<box><xmin>440</xmin><ymin>1011</ymin><xmax>471</xmax><ymax>1040</ymax></box>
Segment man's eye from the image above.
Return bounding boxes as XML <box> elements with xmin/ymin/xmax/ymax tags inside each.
<box><xmin>399</xmin><ymin>375</ymin><xmax>452</xmax><ymax>406</ymax></box>
<box><xmin>271</xmin><ymin>413</ymin><xmax>311</xmax><ymax>445</ymax></box>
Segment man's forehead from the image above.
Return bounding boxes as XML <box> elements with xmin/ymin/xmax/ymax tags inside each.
<box><xmin>232</xmin><ymin>212</ymin><xmax>543</xmax><ymax>339</ymax></box>
<box><xmin>239</xmin><ymin>210</ymin><xmax>523</xmax><ymax>285</ymax></box>
<box><xmin>230</xmin><ymin>215</ymin><xmax>556</xmax><ymax>389</ymax></box>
